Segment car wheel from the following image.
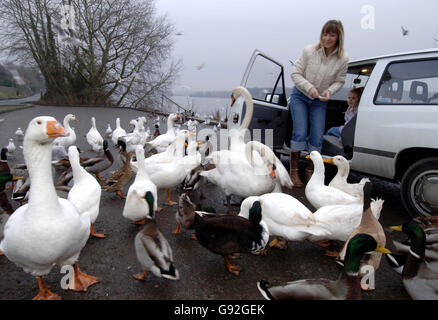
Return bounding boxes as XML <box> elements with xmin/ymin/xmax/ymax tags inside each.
<box><xmin>400</xmin><ymin>157</ymin><xmax>438</xmax><ymax>218</ymax></box>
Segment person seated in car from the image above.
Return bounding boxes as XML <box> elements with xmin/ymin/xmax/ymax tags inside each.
<box><xmin>326</xmin><ymin>87</ymin><xmax>363</xmax><ymax>139</ymax></box>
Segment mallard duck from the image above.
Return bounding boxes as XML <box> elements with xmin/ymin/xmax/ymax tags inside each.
<box><xmin>393</xmin><ymin>227</ymin><xmax>438</xmax><ymax>261</ymax></box>
<box><xmin>336</xmin><ymin>182</ymin><xmax>386</xmax><ymax>290</ymax></box>
<box><xmin>101</xmin><ymin>150</ymin><xmax>133</xmax><ymax>199</ymax></box>
<box><xmin>238</xmin><ymin>193</ymin><xmax>331</xmax><ymax>250</ymax></box>
<box><xmin>200</xmin><ymin>141</ymin><xmax>277</xmax><ymax>212</ymax></box>
<box><xmin>111</xmin><ymin>117</ymin><xmax>127</xmax><ymax>146</ymax></box>
<box><xmin>324</xmin><ymin>155</ymin><xmax>370</xmax><ymax>199</ymax></box>
<box><xmin>389</xmin><ymin>222</ymin><xmax>438</xmax><ymax>300</ymax></box>
<box><xmin>67</xmin><ymin>146</ymin><xmax>104</xmax><ymax>238</ymax></box>
<box><xmin>145</xmin><ymin>113</ymin><xmax>180</xmax><ymax>153</ymax></box>
<box><xmin>0</xmin><ymin>116</ymin><xmax>98</xmax><ymax>300</ymax></box>
<box><xmin>86</xmin><ymin>116</ymin><xmax>104</xmax><ymax>152</ymax></box>
<box><xmin>132</xmin><ymin>198</ymin><xmax>180</xmax><ymax>281</ymax></box>
<box><xmin>305</xmin><ymin>151</ymin><xmax>361</xmax><ymax>210</ymax></box>
<box><xmin>257</xmin><ymin>233</ymin><xmax>390</xmax><ymax>300</ymax></box>
<box><xmin>194</xmin><ymin>201</ymin><xmax>269</xmax><ymax>276</ymax></box>
<box><xmin>0</xmin><ymin>173</ymin><xmax>23</xmax><ymax>216</ymax></box>
<box><xmin>123</xmin><ymin>145</ymin><xmax>157</xmax><ymax>224</ymax></box>
<box><xmin>53</xmin><ymin>114</ymin><xmax>77</xmax><ymax>150</ymax></box>
<box><xmin>153</xmin><ymin>123</ymin><xmax>160</xmax><ymax>138</ymax></box>
<box><xmin>172</xmin><ymin>192</ymin><xmax>196</xmax><ymax>237</ymax></box>
<box><xmin>0</xmin><ymin>148</ymin><xmax>10</xmax><ymax>175</ymax></box>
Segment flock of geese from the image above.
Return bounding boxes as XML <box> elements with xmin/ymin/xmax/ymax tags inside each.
<box><xmin>0</xmin><ymin>86</ymin><xmax>437</xmax><ymax>300</ymax></box>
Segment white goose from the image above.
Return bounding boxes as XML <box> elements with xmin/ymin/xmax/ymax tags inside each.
<box><xmin>145</xmin><ymin>113</ymin><xmax>180</xmax><ymax>153</ymax></box>
<box><xmin>131</xmin><ymin>136</ymin><xmax>200</xmax><ymax>209</ymax></box>
<box><xmin>305</xmin><ymin>151</ymin><xmax>361</xmax><ymax>210</ymax></box>
<box><xmin>111</xmin><ymin>117</ymin><xmax>127</xmax><ymax>146</ymax></box>
<box><xmin>123</xmin><ymin>145</ymin><xmax>158</xmax><ymax>224</ymax></box>
<box><xmin>86</xmin><ymin>117</ymin><xmax>104</xmax><ymax>152</ymax></box>
<box><xmin>0</xmin><ymin>116</ymin><xmax>98</xmax><ymax>300</ymax></box>
<box><xmin>325</xmin><ymin>155</ymin><xmax>370</xmax><ymax>199</ymax></box>
<box><xmin>200</xmin><ymin>140</ymin><xmax>277</xmax><ymax>212</ymax></box>
<box><xmin>121</xmin><ymin>119</ymin><xmax>143</xmax><ymax>153</ymax></box>
<box><xmin>105</xmin><ymin>123</ymin><xmax>112</xmax><ymax>137</ymax></box>
<box><xmin>53</xmin><ymin>114</ymin><xmax>77</xmax><ymax>149</ymax></box>
<box><xmin>238</xmin><ymin>193</ymin><xmax>331</xmax><ymax>247</ymax></box>
<box><xmin>67</xmin><ymin>146</ymin><xmax>104</xmax><ymax>238</ymax></box>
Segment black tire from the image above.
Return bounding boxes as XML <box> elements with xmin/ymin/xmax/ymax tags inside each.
<box><xmin>400</xmin><ymin>157</ymin><xmax>438</xmax><ymax>218</ymax></box>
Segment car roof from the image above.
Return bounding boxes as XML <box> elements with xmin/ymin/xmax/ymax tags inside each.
<box><xmin>349</xmin><ymin>48</ymin><xmax>438</xmax><ymax>65</ymax></box>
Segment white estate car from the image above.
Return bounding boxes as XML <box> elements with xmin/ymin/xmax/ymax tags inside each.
<box><xmin>227</xmin><ymin>48</ymin><xmax>438</xmax><ymax>218</ymax></box>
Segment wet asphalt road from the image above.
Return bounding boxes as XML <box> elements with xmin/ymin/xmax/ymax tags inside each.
<box><xmin>0</xmin><ymin>104</ymin><xmax>412</xmax><ymax>300</ymax></box>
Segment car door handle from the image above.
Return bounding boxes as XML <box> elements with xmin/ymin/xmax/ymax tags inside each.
<box><xmin>257</xmin><ymin>119</ymin><xmax>271</xmax><ymax>124</ymax></box>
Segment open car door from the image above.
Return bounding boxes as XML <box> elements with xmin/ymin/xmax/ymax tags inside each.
<box><xmin>227</xmin><ymin>49</ymin><xmax>291</xmax><ymax>151</ymax></box>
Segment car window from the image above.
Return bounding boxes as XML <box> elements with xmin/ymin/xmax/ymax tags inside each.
<box><xmin>375</xmin><ymin>59</ymin><xmax>438</xmax><ymax>105</ymax></box>
<box><xmin>331</xmin><ymin>64</ymin><xmax>373</xmax><ymax>101</ymax></box>
<box><xmin>244</xmin><ymin>55</ymin><xmax>286</xmax><ymax>105</ymax></box>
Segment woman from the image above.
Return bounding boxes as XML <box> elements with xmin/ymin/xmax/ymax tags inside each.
<box><xmin>289</xmin><ymin>20</ymin><xmax>349</xmax><ymax>187</ymax></box>
<box><xmin>326</xmin><ymin>87</ymin><xmax>363</xmax><ymax>138</ymax></box>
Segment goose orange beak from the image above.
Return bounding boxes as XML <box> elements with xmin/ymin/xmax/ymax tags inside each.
<box><xmin>268</xmin><ymin>165</ymin><xmax>276</xmax><ymax>179</ymax></box>
<box><xmin>47</xmin><ymin>121</ymin><xmax>67</xmax><ymax>138</ymax></box>
<box><xmin>323</xmin><ymin>158</ymin><xmax>334</xmax><ymax>164</ymax></box>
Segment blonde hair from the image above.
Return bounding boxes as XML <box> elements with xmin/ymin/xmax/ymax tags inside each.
<box><xmin>316</xmin><ymin>20</ymin><xmax>345</xmax><ymax>59</ymax></box>
<box><xmin>346</xmin><ymin>87</ymin><xmax>363</xmax><ymax>113</ymax></box>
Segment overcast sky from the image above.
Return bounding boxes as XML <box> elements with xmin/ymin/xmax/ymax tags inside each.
<box><xmin>155</xmin><ymin>0</ymin><xmax>438</xmax><ymax>93</ymax></box>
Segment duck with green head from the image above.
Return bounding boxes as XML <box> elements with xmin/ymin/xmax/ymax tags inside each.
<box><xmin>389</xmin><ymin>221</ymin><xmax>438</xmax><ymax>300</ymax></box>
<box><xmin>0</xmin><ymin>173</ymin><xmax>24</xmax><ymax>215</ymax></box>
<box><xmin>132</xmin><ymin>191</ymin><xmax>179</xmax><ymax>281</ymax></box>
<box><xmin>257</xmin><ymin>233</ymin><xmax>390</xmax><ymax>300</ymax></box>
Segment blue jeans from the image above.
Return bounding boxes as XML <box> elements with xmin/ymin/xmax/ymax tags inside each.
<box><xmin>289</xmin><ymin>87</ymin><xmax>328</xmax><ymax>153</ymax></box>
<box><xmin>326</xmin><ymin>126</ymin><xmax>341</xmax><ymax>138</ymax></box>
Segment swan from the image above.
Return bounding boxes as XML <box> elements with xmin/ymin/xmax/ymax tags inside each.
<box><xmin>0</xmin><ymin>116</ymin><xmax>98</xmax><ymax>300</ymax></box>
<box><xmin>86</xmin><ymin>117</ymin><xmax>104</xmax><ymax>152</ymax></box>
<box><xmin>200</xmin><ymin>140</ymin><xmax>277</xmax><ymax>212</ymax></box>
<box><xmin>123</xmin><ymin>145</ymin><xmax>158</xmax><ymax>224</ymax></box>
<box><xmin>67</xmin><ymin>146</ymin><xmax>104</xmax><ymax>238</ymax></box>
<box><xmin>228</xmin><ymin>86</ymin><xmax>292</xmax><ymax>191</ymax></box>
<box><xmin>53</xmin><ymin>114</ymin><xmax>77</xmax><ymax>149</ymax></box>
<box><xmin>305</xmin><ymin>151</ymin><xmax>361</xmax><ymax>210</ymax></box>
<box><xmin>145</xmin><ymin>113</ymin><xmax>180</xmax><ymax>153</ymax></box>
<box><xmin>325</xmin><ymin>155</ymin><xmax>370</xmax><ymax>199</ymax></box>
<box><xmin>111</xmin><ymin>117</ymin><xmax>127</xmax><ymax>146</ymax></box>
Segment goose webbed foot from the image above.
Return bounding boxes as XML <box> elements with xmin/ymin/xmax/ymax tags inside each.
<box><xmin>33</xmin><ymin>277</ymin><xmax>61</xmax><ymax>300</ymax></box>
<box><xmin>67</xmin><ymin>263</ymin><xmax>99</xmax><ymax>291</ymax></box>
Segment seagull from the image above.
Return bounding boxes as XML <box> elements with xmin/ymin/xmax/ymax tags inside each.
<box><xmin>401</xmin><ymin>26</ymin><xmax>409</xmax><ymax>36</ymax></box>
<box><xmin>195</xmin><ymin>63</ymin><xmax>205</xmax><ymax>71</ymax></box>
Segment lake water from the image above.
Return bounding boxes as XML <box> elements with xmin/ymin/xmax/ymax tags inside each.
<box><xmin>161</xmin><ymin>95</ymin><xmax>231</xmax><ymax>120</ymax></box>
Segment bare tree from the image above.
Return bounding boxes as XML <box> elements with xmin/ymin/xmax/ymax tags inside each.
<box><xmin>0</xmin><ymin>0</ymin><xmax>180</xmax><ymax>107</ymax></box>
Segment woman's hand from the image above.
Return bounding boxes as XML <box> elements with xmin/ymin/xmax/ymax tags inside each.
<box><xmin>309</xmin><ymin>87</ymin><xmax>320</xmax><ymax>99</ymax></box>
<box><xmin>319</xmin><ymin>90</ymin><xmax>331</xmax><ymax>101</ymax></box>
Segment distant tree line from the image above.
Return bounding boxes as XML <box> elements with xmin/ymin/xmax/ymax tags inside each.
<box><xmin>0</xmin><ymin>0</ymin><xmax>180</xmax><ymax>108</ymax></box>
